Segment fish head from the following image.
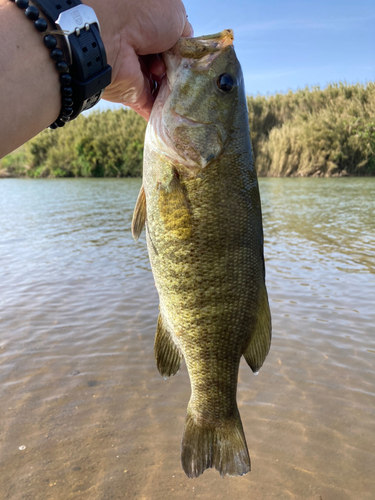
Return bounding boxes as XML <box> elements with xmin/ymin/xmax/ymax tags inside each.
<box><xmin>149</xmin><ymin>30</ymin><xmax>244</xmax><ymax>174</ymax></box>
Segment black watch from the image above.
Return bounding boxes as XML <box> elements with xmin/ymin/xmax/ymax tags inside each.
<box><xmin>33</xmin><ymin>0</ymin><xmax>112</xmax><ymax>120</ymax></box>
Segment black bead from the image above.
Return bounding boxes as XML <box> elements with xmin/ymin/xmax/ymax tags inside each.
<box><xmin>49</xmin><ymin>122</ymin><xmax>58</xmax><ymax>130</ymax></box>
<box><xmin>60</xmin><ymin>115</ymin><xmax>71</xmax><ymax>123</ymax></box>
<box><xmin>44</xmin><ymin>35</ymin><xmax>57</xmax><ymax>49</ymax></box>
<box><xmin>61</xmin><ymin>107</ymin><xmax>73</xmax><ymax>117</ymax></box>
<box><xmin>61</xmin><ymin>86</ymin><xmax>73</xmax><ymax>97</ymax></box>
<box><xmin>56</xmin><ymin>119</ymin><xmax>66</xmax><ymax>128</ymax></box>
<box><xmin>34</xmin><ymin>18</ymin><xmax>48</xmax><ymax>32</ymax></box>
<box><xmin>56</xmin><ymin>61</ymin><xmax>69</xmax><ymax>73</ymax></box>
<box><xmin>25</xmin><ymin>5</ymin><xmax>39</xmax><ymax>20</ymax></box>
<box><xmin>50</xmin><ymin>48</ymin><xmax>63</xmax><ymax>62</ymax></box>
<box><xmin>15</xmin><ymin>0</ymin><xmax>29</xmax><ymax>9</ymax></box>
<box><xmin>62</xmin><ymin>97</ymin><xmax>73</xmax><ymax>107</ymax></box>
<box><xmin>60</xmin><ymin>73</ymin><xmax>72</xmax><ymax>85</ymax></box>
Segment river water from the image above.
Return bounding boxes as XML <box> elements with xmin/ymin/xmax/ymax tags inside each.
<box><xmin>0</xmin><ymin>178</ymin><xmax>374</xmax><ymax>500</ymax></box>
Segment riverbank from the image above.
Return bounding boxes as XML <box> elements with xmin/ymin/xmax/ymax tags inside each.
<box><xmin>1</xmin><ymin>82</ymin><xmax>374</xmax><ymax>178</ymax></box>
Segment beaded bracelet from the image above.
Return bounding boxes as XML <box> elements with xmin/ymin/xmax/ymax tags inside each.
<box><xmin>10</xmin><ymin>0</ymin><xmax>74</xmax><ymax>129</ymax></box>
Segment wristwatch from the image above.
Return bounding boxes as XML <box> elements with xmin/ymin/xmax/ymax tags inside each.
<box><xmin>33</xmin><ymin>0</ymin><xmax>112</xmax><ymax>119</ymax></box>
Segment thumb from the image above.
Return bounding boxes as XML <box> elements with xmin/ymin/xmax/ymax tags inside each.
<box><xmin>182</xmin><ymin>18</ymin><xmax>194</xmax><ymax>37</ymax></box>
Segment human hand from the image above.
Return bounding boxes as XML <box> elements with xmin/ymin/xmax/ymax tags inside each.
<box><xmin>87</xmin><ymin>0</ymin><xmax>193</xmax><ymax>120</ymax></box>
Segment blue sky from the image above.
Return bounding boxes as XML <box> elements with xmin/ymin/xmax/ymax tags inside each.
<box><xmin>97</xmin><ymin>0</ymin><xmax>374</xmax><ymax>111</ymax></box>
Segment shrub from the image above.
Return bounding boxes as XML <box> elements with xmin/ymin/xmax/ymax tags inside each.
<box><xmin>248</xmin><ymin>82</ymin><xmax>375</xmax><ymax>176</ymax></box>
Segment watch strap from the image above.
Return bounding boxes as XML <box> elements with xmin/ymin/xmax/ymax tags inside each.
<box><xmin>33</xmin><ymin>0</ymin><xmax>112</xmax><ymax>120</ymax></box>
<box><xmin>32</xmin><ymin>0</ymin><xmax>82</xmax><ymax>25</ymax></box>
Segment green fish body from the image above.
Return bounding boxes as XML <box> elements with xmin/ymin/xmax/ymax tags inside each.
<box><xmin>132</xmin><ymin>30</ymin><xmax>271</xmax><ymax>478</ymax></box>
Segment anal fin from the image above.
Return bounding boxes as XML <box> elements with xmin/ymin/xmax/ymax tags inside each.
<box><xmin>132</xmin><ymin>185</ymin><xmax>146</xmax><ymax>241</ymax></box>
<box><xmin>243</xmin><ymin>285</ymin><xmax>272</xmax><ymax>373</ymax></box>
<box><xmin>154</xmin><ymin>314</ymin><xmax>182</xmax><ymax>378</ymax></box>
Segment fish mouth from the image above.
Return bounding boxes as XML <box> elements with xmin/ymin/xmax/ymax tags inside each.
<box><xmin>175</xmin><ymin>29</ymin><xmax>234</xmax><ymax>59</ymax></box>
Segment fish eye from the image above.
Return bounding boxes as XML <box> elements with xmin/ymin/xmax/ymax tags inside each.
<box><xmin>217</xmin><ymin>73</ymin><xmax>235</xmax><ymax>92</ymax></box>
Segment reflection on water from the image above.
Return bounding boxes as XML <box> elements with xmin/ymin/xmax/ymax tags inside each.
<box><xmin>0</xmin><ymin>178</ymin><xmax>374</xmax><ymax>500</ymax></box>
<box><xmin>262</xmin><ymin>179</ymin><xmax>375</xmax><ymax>274</ymax></box>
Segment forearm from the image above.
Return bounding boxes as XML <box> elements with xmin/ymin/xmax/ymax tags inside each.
<box><xmin>0</xmin><ymin>0</ymin><xmax>124</xmax><ymax>159</ymax></box>
<box><xmin>0</xmin><ymin>0</ymin><xmax>61</xmax><ymax>158</ymax></box>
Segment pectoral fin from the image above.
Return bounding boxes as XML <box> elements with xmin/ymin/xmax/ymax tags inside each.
<box><xmin>154</xmin><ymin>314</ymin><xmax>183</xmax><ymax>378</ymax></box>
<box><xmin>243</xmin><ymin>286</ymin><xmax>272</xmax><ymax>373</ymax></box>
<box><xmin>158</xmin><ymin>169</ymin><xmax>192</xmax><ymax>240</ymax></box>
<box><xmin>132</xmin><ymin>185</ymin><xmax>146</xmax><ymax>241</ymax></box>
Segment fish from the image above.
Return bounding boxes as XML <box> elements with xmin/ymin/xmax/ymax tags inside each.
<box><xmin>132</xmin><ymin>29</ymin><xmax>271</xmax><ymax>478</ymax></box>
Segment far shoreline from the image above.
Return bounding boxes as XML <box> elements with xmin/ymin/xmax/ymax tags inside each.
<box><xmin>1</xmin><ymin>82</ymin><xmax>374</xmax><ymax>178</ymax></box>
<box><xmin>1</xmin><ymin>170</ymin><xmax>372</xmax><ymax>179</ymax></box>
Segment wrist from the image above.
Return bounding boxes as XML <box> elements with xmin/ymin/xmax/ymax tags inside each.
<box><xmin>83</xmin><ymin>0</ymin><xmax>121</xmax><ymax>73</ymax></box>
<box><xmin>28</xmin><ymin>0</ymin><xmax>112</xmax><ymax>125</ymax></box>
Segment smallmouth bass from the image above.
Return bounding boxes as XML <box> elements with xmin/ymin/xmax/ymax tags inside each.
<box><xmin>132</xmin><ymin>30</ymin><xmax>271</xmax><ymax>478</ymax></box>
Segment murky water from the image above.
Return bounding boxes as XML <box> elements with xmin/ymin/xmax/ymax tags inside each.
<box><xmin>0</xmin><ymin>178</ymin><xmax>374</xmax><ymax>500</ymax></box>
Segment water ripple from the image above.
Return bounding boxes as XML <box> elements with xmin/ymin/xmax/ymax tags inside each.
<box><xmin>0</xmin><ymin>178</ymin><xmax>374</xmax><ymax>499</ymax></box>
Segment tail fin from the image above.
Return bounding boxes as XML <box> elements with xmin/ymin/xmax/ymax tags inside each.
<box><xmin>181</xmin><ymin>408</ymin><xmax>250</xmax><ymax>478</ymax></box>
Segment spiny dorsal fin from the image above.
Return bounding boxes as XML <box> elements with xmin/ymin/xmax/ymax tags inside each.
<box><xmin>243</xmin><ymin>285</ymin><xmax>272</xmax><ymax>373</ymax></box>
<box><xmin>154</xmin><ymin>313</ymin><xmax>182</xmax><ymax>378</ymax></box>
<box><xmin>131</xmin><ymin>185</ymin><xmax>146</xmax><ymax>241</ymax></box>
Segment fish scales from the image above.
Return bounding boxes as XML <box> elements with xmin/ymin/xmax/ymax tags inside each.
<box><xmin>132</xmin><ymin>29</ymin><xmax>271</xmax><ymax>478</ymax></box>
